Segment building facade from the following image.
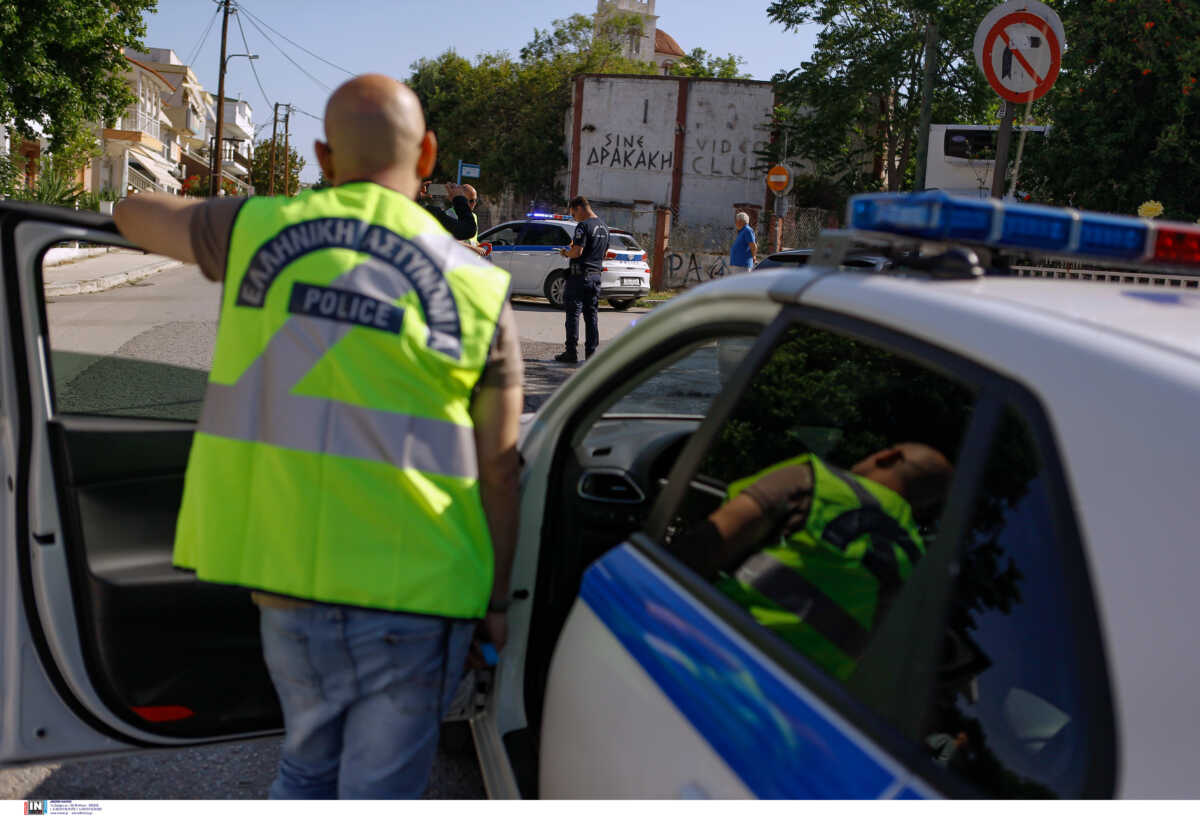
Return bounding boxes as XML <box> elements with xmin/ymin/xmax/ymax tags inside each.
<box><xmin>595</xmin><ymin>0</ymin><xmax>686</xmax><ymax>74</ymax></box>
<box><xmin>565</xmin><ymin>74</ymin><xmax>775</xmax><ymax>238</ymax></box>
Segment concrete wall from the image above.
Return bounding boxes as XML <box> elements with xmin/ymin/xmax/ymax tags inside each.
<box><xmin>567</xmin><ymin>74</ymin><xmax>775</xmax><ymax>246</ymax></box>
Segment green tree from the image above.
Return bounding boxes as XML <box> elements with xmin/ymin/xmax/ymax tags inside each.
<box><xmin>250</xmin><ymin>137</ymin><xmax>305</xmax><ymax>196</ymax></box>
<box><xmin>311</xmin><ymin>170</ymin><xmax>332</xmax><ymax>191</ymax></box>
<box><xmin>0</xmin><ymin>0</ymin><xmax>156</xmax><ymax>165</ymax></box>
<box><xmin>1024</xmin><ymin>0</ymin><xmax>1200</xmax><ymax>219</ymax></box>
<box><xmin>767</xmin><ymin>0</ymin><xmax>995</xmax><ymax>194</ymax></box>
<box><xmin>409</xmin><ymin>13</ymin><xmax>655</xmax><ymax>202</ymax></box>
<box><xmin>667</xmin><ymin>48</ymin><xmax>750</xmax><ymax>79</ymax></box>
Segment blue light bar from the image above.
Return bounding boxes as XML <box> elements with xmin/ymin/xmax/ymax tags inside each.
<box><xmin>526</xmin><ymin>212</ymin><xmax>571</xmax><ymax>221</ymax></box>
<box><xmin>847</xmin><ymin>191</ymin><xmax>1162</xmax><ymax>264</ymax></box>
<box><xmin>850</xmin><ymin>192</ymin><xmax>995</xmax><ymax>242</ymax></box>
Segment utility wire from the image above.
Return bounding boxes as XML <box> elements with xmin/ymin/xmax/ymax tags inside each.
<box><xmin>291</xmin><ymin>106</ymin><xmax>322</xmax><ymax>121</ymax></box>
<box><xmin>234</xmin><ymin>8</ymin><xmax>274</xmax><ymax>116</ymax></box>
<box><xmin>185</xmin><ymin>5</ymin><xmax>222</xmax><ymax>66</ymax></box>
<box><xmin>242</xmin><ymin>12</ymin><xmax>332</xmax><ymax>93</ymax></box>
<box><xmin>238</xmin><ymin>4</ymin><xmax>355</xmax><ymax>77</ymax></box>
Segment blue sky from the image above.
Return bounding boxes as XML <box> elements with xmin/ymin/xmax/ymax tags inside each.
<box><xmin>143</xmin><ymin>0</ymin><xmax>819</xmax><ymax>182</ymax></box>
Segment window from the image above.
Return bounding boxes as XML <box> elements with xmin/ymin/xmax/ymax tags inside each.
<box><xmin>481</xmin><ymin>225</ymin><xmax>520</xmax><ymax>246</ymax></box>
<box><xmin>610</xmin><ymin>233</ymin><xmax>644</xmax><ymax>251</ymax></box>
<box><xmin>521</xmin><ymin>223</ymin><xmax>570</xmax><ymax>246</ymax></box>
<box><xmin>43</xmin><ymin>241</ymin><xmax>214</xmax><ymax>421</ymax></box>
<box><xmin>606</xmin><ymin>336</ymin><xmax>756</xmax><ymax>418</ymax></box>
<box><xmin>660</xmin><ymin>321</ymin><xmax>975</xmax><ymax>719</ymax></box>
<box><xmin>926</xmin><ymin>408</ymin><xmax>1107</xmax><ymax>798</ymax></box>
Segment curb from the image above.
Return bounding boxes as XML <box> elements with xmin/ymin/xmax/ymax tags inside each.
<box><xmin>44</xmin><ymin>259</ymin><xmax>183</xmax><ymax>298</ymax></box>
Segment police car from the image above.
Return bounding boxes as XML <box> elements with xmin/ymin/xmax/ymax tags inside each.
<box><xmin>478</xmin><ymin>213</ymin><xmax>651</xmax><ymax>310</ymax></box>
<box><xmin>1</xmin><ymin>193</ymin><xmax>1199</xmax><ymax>798</ymax></box>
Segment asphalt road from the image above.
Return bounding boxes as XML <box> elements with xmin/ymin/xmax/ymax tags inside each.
<box><xmin>0</xmin><ymin>265</ymin><xmax>648</xmax><ymax>800</ymax></box>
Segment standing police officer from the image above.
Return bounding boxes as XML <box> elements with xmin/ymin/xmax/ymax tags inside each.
<box><xmin>113</xmin><ymin>74</ymin><xmax>522</xmax><ymax>799</ymax></box>
<box><xmin>555</xmin><ymin>195</ymin><xmax>609</xmax><ymax>363</ymax></box>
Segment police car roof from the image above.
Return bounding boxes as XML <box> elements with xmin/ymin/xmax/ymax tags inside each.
<box><xmin>796</xmin><ymin>266</ymin><xmax>1200</xmax><ymax>363</ymax></box>
<box><xmin>944</xmin><ymin>275</ymin><xmax>1200</xmax><ymax>361</ymax></box>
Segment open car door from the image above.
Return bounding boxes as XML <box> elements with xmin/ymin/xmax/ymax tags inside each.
<box><xmin>0</xmin><ymin>203</ymin><xmax>280</xmax><ymax>767</ymax></box>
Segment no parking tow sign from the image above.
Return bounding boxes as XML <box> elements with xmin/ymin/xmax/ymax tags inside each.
<box><xmin>974</xmin><ymin>0</ymin><xmax>1066</xmax><ymax>103</ymax></box>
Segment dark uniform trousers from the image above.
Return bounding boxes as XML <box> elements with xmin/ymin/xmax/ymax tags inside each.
<box><xmin>564</xmin><ymin>271</ymin><xmax>601</xmax><ymax>357</ymax></box>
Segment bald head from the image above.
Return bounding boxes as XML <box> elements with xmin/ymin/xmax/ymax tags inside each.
<box><xmin>851</xmin><ymin>442</ymin><xmax>953</xmax><ymax>519</ymax></box>
<box><xmin>316</xmin><ymin>74</ymin><xmax>433</xmax><ymax>195</ymax></box>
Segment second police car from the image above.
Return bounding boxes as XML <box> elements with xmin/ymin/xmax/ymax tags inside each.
<box><xmin>478</xmin><ymin>213</ymin><xmax>651</xmax><ymax>310</ymax></box>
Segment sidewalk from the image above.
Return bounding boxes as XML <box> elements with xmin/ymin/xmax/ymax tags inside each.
<box><xmin>43</xmin><ymin>248</ymin><xmax>181</xmax><ymax>298</ymax></box>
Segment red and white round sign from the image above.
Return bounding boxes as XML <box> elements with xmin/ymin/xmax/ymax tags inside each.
<box><xmin>974</xmin><ymin>1</ymin><xmax>1065</xmax><ymax>103</ymax></box>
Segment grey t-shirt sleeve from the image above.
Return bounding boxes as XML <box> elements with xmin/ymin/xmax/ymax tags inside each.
<box><xmin>188</xmin><ymin>197</ymin><xmax>249</xmax><ymax>281</ymax></box>
<box><xmin>477</xmin><ymin>300</ymin><xmax>523</xmax><ymax>389</ymax></box>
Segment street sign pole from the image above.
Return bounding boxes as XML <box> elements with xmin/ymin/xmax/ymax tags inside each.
<box><xmin>456</xmin><ymin>158</ymin><xmax>463</xmax><ymax>185</ymax></box>
<box><xmin>990</xmin><ymin>102</ymin><xmax>1016</xmax><ymax>199</ymax></box>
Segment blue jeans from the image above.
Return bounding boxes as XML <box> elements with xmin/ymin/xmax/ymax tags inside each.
<box><xmin>564</xmin><ymin>272</ymin><xmax>601</xmax><ymax>357</ymax></box>
<box><xmin>258</xmin><ymin>604</ymin><xmax>474</xmax><ymax>799</ymax></box>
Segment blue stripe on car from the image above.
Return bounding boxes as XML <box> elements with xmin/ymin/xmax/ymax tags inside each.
<box><xmin>579</xmin><ymin>544</ymin><xmax>924</xmax><ymax>799</ymax></box>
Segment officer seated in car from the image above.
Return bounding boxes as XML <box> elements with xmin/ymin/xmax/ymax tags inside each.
<box><xmin>671</xmin><ymin>443</ymin><xmax>953</xmax><ymax>680</ymax></box>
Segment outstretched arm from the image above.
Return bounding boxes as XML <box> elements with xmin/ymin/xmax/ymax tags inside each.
<box><xmin>113</xmin><ymin>193</ymin><xmax>202</xmax><ymax>263</ymax></box>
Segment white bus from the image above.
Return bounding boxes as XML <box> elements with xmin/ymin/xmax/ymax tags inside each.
<box><xmin>926</xmin><ymin>123</ymin><xmax>1048</xmax><ymax>199</ymax></box>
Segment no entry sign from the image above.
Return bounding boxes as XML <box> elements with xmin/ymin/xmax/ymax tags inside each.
<box><xmin>766</xmin><ymin>164</ymin><xmax>792</xmax><ymax>194</ymax></box>
<box><xmin>974</xmin><ymin>1</ymin><xmax>1065</xmax><ymax>103</ymax></box>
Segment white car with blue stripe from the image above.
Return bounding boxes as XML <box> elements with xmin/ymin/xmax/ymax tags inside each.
<box><xmin>2</xmin><ymin>193</ymin><xmax>1199</xmax><ymax>799</ymax></box>
<box><xmin>479</xmin><ymin>213</ymin><xmax>650</xmax><ymax>310</ymax></box>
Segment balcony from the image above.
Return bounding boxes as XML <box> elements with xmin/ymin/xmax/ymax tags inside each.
<box><xmin>221</xmin><ymin>143</ymin><xmax>252</xmax><ymax>174</ymax></box>
<box><xmin>104</xmin><ymin>109</ymin><xmax>164</xmax><ymax>152</ymax></box>
<box><xmin>221</xmin><ymin>100</ymin><xmax>253</xmax><ymax>140</ymax></box>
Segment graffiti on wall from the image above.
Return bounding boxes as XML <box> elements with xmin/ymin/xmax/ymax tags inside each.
<box><xmin>662</xmin><ymin>251</ymin><xmax>730</xmax><ymax>289</ymax></box>
<box><xmin>688</xmin><ymin>135</ymin><xmax>768</xmax><ymax>179</ymax></box>
<box><xmin>585</xmin><ymin>132</ymin><xmax>674</xmax><ymax>172</ymax></box>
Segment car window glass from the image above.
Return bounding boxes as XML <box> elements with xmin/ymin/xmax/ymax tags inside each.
<box><xmin>661</xmin><ymin>323</ymin><xmax>974</xmax><ymax>715</ymax></box>
<box><xmin>43</xmin><ymin>241</ymin><xmax>213</xmax><ymax>421</ymax></box>
<box><xmin>482</xmin><ymin>225</ymin><xmax>520</xmax><ymax>246</ymax></box>
<box><xmin>610</xmin><ymin>234</ymin><xmax>643</xmax><ymax>251</ymax></box>
<box><xmin>605</xmin><ymin>336</ymin><xmax>757</xmax><ymax>417</ymax></box>
<box><xmin>925</xmin><ymin>408</ymin><xmax>1100</xmax><ymax>798</ymax></box>
<box><xmin>521</xmin><ymin>223</ymin><xmax>570</xmax><ymax>246</ymax></box>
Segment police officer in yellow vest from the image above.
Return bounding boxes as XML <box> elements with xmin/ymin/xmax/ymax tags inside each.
<box><xmin>673</xmin><ymin>443</ymin><xmax>952</xmax><ymax>680</ymax></box>
<box><xmin>114</xmin><ymin>74</ymin><xmax>523</xmax><ymax>799</ymax></box>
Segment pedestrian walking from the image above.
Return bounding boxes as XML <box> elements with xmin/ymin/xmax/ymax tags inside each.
<box><xmin>112</xmin><ymin>74</ymin><xmax>523</xmax><ymax>800</ymax></box>
<box><xmin>555</xmin><ymin>195</ymin><xmax>609</xmax><ymax>363</ymax></box>
<box><xmin>728</xmin><ymin>211</ymin><xmax>758</xmax><ymax>274</ymax></box>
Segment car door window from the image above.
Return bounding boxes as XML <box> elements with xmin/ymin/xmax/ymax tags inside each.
<box><xmin>925</xmin><ymin>407</ymin><xmax>1111</xmax><ymax>798</ymax></box>
<box><xmin>45</xmin><ymin>241</ymin><xmax>214</xmax><ymax>420</ymax></box>
<box><xmin>658</xmin><ymin>322</ymin><xmax>976</xmax><ymax>718</ymax></box>
<box><xmin>482</xmin><ymin>225</ymin><xmax>521</xmax><ymax>246</ymax></box>
<box><xmin>520</xmin><ymin>223</ymin><xmax>570</xmax><ymax>247</ymax></box>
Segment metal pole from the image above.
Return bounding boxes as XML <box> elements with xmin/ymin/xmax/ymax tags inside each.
<box><xmin>913</xmin><ymin>21</ymin><xmax>939</xmax><ymax>191</ymax></box>
<box><xmin>456</xmin><ymin>158</ymin><xmax>463</xmax><ymax>185</ymax></box>
<box><xmin>209</xmin><ymin>0</ymin><xmax>231</xmax><ymax>197</ymax></box>
<box><xmin>989</xmin><ymin>101</ymin><xmax>1016</xmax><ymax>199</ymax></box>
<box><xmin>1007</xmin><ymin>98</ymin><xmax>1035</xmax><ymax>199</ymax></box>
<box><xmin>268</xmin><ymin>102</ymin><xmax>279</xmax><ymax>196</ymax></box>
<box><xmin>282</xmin><ymin>106</ymin><xmax>291</xmax><ymax>197</ymax></box>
